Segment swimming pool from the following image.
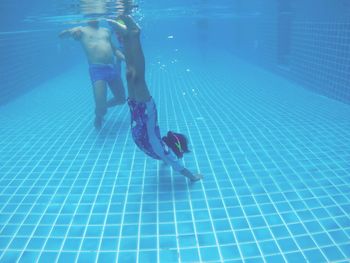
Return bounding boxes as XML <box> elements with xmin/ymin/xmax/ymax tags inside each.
<box><xmin>0</xmin><ymin>1</ymin><xmax>350</xmax><ymax>263</ymax></box>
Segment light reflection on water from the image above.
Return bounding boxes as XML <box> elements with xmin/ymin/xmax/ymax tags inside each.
<box><xmin>18</xmin><ymin>0</ymin><xmax>241</xmax><ymax>27</ymax></box>
<box><xmin>23</xmin><ymin>0</ymin><xmax>141</xmax><ymax>25</ymax></box>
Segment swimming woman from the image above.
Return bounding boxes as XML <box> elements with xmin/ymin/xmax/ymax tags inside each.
<box><xmin>107</xmin><ymin>16</ymin><xmax>203</xmax><ymax>182</ymax></box>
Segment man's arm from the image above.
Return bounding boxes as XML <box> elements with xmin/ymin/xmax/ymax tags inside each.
<box><xmin>59</xmin><ymin>27</ymin><xmax>83</xmax><ymax>40</ymax></box>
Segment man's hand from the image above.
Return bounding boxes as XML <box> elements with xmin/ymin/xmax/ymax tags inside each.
<box><xmin>58</xmin><ymin>30</ymin><xmax>70</xmax><ymax>38</ymax></box>
<box><xmin>58</xmin><ymin>27</ymin><xmax>82</xmax><ymax>40</ymax></box>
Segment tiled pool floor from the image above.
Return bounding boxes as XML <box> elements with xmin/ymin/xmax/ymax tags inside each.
<box><xmin>0</xmin><ymin>56</ymin><xmax>350</xmax><ymax>263</ymax></box>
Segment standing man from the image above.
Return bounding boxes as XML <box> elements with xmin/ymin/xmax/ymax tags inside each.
<box><xmin>59</xmin><ymin>19</ymin><xmax>126</xmax><ymax>129</ymax></box>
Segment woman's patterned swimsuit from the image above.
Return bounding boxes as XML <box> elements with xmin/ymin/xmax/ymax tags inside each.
<box><xmin>127</xmin><ymin>97</ymin><xmax>184</xmax><ymax>172</ymax></box>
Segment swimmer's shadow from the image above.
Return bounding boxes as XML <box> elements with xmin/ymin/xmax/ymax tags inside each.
<box><xmin>158</xmin><ymin>164</ymin><xmax>190</xmax><ymax>201</ymax></box>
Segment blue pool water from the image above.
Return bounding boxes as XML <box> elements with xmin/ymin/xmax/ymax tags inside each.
<box><xmin>1</xmin><ymin>1</ymin><xmax>350</xmax><ymax>263</ymax></box>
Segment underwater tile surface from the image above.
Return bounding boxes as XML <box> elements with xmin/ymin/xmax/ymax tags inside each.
<box><xmin>0</xmin><ymin>54</ymin><xmax>350</xmax><ymax>262</ymax></box>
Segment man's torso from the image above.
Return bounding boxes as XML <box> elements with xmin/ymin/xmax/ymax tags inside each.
<box><xmin>80</xmin><ymin>26</ymin><xmax>115</xmax><ymax>64</ymax></box>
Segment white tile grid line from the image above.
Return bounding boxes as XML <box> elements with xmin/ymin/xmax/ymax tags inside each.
<box><xmin>240</xmin><ymin>82</ymin><xmax>343</xmax><ymax>129</ymax></box>
<box><xmin>1</xmin><ymin>58</ymin><xmax>50</xmax><ymax>81</ymax></box>
<box><xmin>0</xmin><ymin>105</ymin><xmax>92</xmax><ymax>262</ymax></box>
<box><xmin>154</xmin><ymin>70</ymin><xmax>184</xmax><ymax>262</ymax></box>
<box><xmin>0</xmin><ymin>104</ymin><xmax>89</xmax><ymax>230</ymax></box>
<box><xmin>276</xmin><ymin>185</ymin><xmax>349</xmax><ymax>260</ymax></box>
<box><xmin>156</xmin><ymin>148</ymin><xmax>160</xmax><ymax>261</ymax></box>
<box><xmin>18</xmin><ymin>112</ymin><xmax>105</xmax><ymax>263</ymax></box>
<box><xmin>0</xmin><ymin>53</ymin><xmax>348</xmax><ymax>262</ymax></box>
<box><xmin>240</xmin><ymin>160</ymin><xmax>330</xmax><ymax>257</ymax></box>
<box><xmin>0</xmin><ymin>64</ymin><xmax>45</xmax><ymax>84</ymax></box>
<box><xmin>0</xmin><ymin>135</ymin><xmax>87</xmax><ymax>185</ymax></box>
<box><xmin>0</xmin><ymin>69</ymin><xmax>66</xmax><ymax>106</ymax></box>
<box><xmin>290</xmin><ymin>23</ymin><xmax>350</xmax><ymax>103</ymax></box>
<box><xmin>10</xmin><ymin>240</ymin><xmax>350</xmax><ymax>255</ymax></box>
<box><xmin>237</xmin><ymin>57</ymin><xmax>349</xmax><ymax>124</ymax></box>
<box><xmin>237</xmin><ymin>74</ymin><xmax>350</xmax><ymax>183</ymax></box>
<box><xmin>0</xmin><ymin>32</ymin><xmax>55</xmax><ymax>48</ymax></box>
<box><xmin>117</xmin><ymin>71</ymin><xmax>163</xmax><ymax>263</ymax></box>
<box><xmin>0</xmin><ymin>64</ymin><xmax>71</xmax><ymax>107</ymax></box>
<box><xmin>0</xmin><ymin>87</ymin><xmax>90</xmax><ymax>172</ymax></box>
<box><xmin>154</xmin><ymin>73</ymin><xmax>161</xmax><ymax>263</ymax></box>
<box><xmin>2</xmin><ymin>198</ymin><xmax>348</xmax><ymax>225</ymax></box>
<box><xmin>191</xmin><ymin>68</ymin><xmax>314</xmax><ymax>252</ymax></box>
<box><xmin>239</xmin><ymin>138</ymin><xmax>328</xmax><ymax>261</ymax></box>
<box><xmin>281</xmin><ymin>146</ymin><xmax>349</xmax><ymax>174</ymax></box>
<box><xmin>0</xmin><ymin>103</ymin><xmax>82</xmax><ymax>175</ymax></box>
<box><xmin>94</xmin><ymin>113</ymin><xmax>134</xmax><ymax>263</ymax></box>
<box><xmin>2</xmin><ymin>68</ymin><xmax>88</xmax><ymax>108</ymax></box>
<box><xmin>197</xmin><ymin>69</ymin><xmax>347</xmax><ymax>260</ymax></box>
<box><xmin>165</xmin><ymin>72</ymin><xmax>201</xmax><ymax>263</ymax></box>
<box><xmin>183</xmin><ymin>71</ymin><xmax>287</xmax><ymax>263</ymax></box>
<box><xmin>293</xmin><ymin>70</ymin><xmax>347</xmax><ymax>103</ymax></box>
<box><xmin>1</xmin><ymin>66</ymin><xmax>52</xmax><ymax>86</ymax></box>
<box><xmin>172</xmin><ymin>71</ymin><xmax>229</xmax><ymax>262</ymax></box>
<box><xmin>272</xmin><ymin>131</ymin><xmax>350</xmax><ymax>248</ymax></box>
<box><xmin>231</xmin><ymin>67</ymin><xmax>348</xmax><ymax>167</ymax></box>
<box><xmin>292</xmin><ymin>23</ymin><xmax>350</xmax><ymax>47</ymax></box>
<box><xmin>0</xmin><ymin>221</ymin><xmax>348</xmax><ymax>249</ymax></box>
<box><xmin>292</xmin><ymin>133</ymin><xmax>350</xmax><ymax>173</ymax></box>
<box><xmin>28</xmin><ymin>109</ymin><xmax>125</xmax><ymax>262</ymax></box>
<box><xmin>0</xmin><ymin>152</ymin><xmax>344</xmax><ymax>173</ymax></box>
<box><xmin>249</xmin><ymin>131</ymin><xmax>346</xmax><ymax>188</ymax></box>
<box><xmin>19</xmin><ymin>252</ymin><xmax>349</xmax><ymax>263</ymax></box>
<box><xmin>215</xmin><ymin>66</ymin><xmax>348</xmax><ymax>152</ymax></box>
<box><xmin>134</xmin><ymin>158</ymin><xmax>147</xmax><ymax>263</ymax></box>
<box><xmin>6</xmin><ymin>246</ymin><xmax>332</xmax><ymax>259</ymax></box>
<box><xmin>0</xmin><ymin>133</ymin><xmax>32</xmax><ymax>163</ymax></box>
<box><xmin>51</xmin><ymin>165</ymin><xmax>110</xmax><ymax>259</ymax></box>
<box><xmin>70</xmin><ymin>107</ymin><xmax>129</xmax><ymax>263</ymax></box>
<box><xmin>115</xmin><ymin>146</ymin><xmax>137</xmax><ymax>263</ymax></box>
<box><xmin>160</xmin><ymin>70</ymin><xmax>181</xmax><ymax>262</ymax></box>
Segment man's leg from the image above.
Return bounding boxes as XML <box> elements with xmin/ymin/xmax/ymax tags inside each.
<box><xmin>107</xmin><ymin>75</ymin><xmax>126</xmax><ymax>107</ymax></box>
<box><xmin>92</xmin><ymin>80</ymin><xmax>107</xmax><ymax>129</ymax></box>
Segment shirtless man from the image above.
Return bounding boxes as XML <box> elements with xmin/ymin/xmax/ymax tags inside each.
<box><xmin>59</xmin><ymin>20</ymin><xmax>126</xmax><ymax>129</ymax></box>
<box><xmin>108</xmin><ymin>16</ymin><xmax>203</xmax><ymax>181</ymax></box>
